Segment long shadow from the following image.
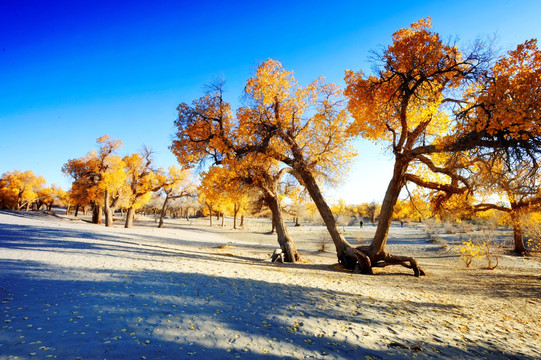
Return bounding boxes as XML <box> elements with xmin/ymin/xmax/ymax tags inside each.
<box><xmin>0</xmin><ymin>223</ymin><xmax>270</xmax><ymax>269</ymax></box>
<box><xmin>2</xmin><ymin>259</ymin><xmax>537</xmax><ymax>360</ymax></box>
<box><xmin>0</xmin><ymin>212</ymin><xmax>539</xmax><ymax>359</ymax></box>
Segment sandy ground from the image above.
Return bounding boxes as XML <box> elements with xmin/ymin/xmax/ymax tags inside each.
<box><xmin>0</xmin><ymin>210</ymin><xmax>540</xmax><ymax>359</ymax></box>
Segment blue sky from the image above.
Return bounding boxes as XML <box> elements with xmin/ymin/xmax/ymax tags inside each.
<box><xmin>1</xmin><ymin>0</ymin><xmax>540</xmax><ymax>204</ymax></box>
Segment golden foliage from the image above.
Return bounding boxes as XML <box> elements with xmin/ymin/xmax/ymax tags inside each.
<box><xmin>345</xmin><ymin>18</ymin><xmax>462</xmax><ymax>146</ymax></box>
<box><xmin>0</xmin><ymin>170</ymin><xmax>46</xmax><ymax>210</ymax></box>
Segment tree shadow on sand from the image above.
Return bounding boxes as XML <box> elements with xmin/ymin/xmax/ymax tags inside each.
<box><xmin>0</xmin><ymin>213</ymin><xmax>539</xmax><ymax>359</ymax></box>
<box><xmin>0</xmin><ymin>258</ymin><xmax>536</xmax><ymax>360</ymax></box>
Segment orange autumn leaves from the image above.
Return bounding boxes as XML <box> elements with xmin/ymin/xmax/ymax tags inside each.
<box><xmin>172</xmin><ymin>59</ymin><xmax>356</xmax><ymax>187</ymax></box>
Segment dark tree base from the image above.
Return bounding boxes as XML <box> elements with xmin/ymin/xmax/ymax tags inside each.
<box><xmin>339</xmin><ymin>246</ymin><xmax>426</xmax><ymax>277</ymax></box>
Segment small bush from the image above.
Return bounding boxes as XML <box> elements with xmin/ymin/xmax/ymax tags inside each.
<box><xmin>459</xmin><ymin>235</ymin><xmax>500</xmax><ymax>270</ymax></box>
<box><xmin>318</xmin><ymin>232</ymin><xmax>330</xmax><ymax>252</ymax></box>
<box><xmin>460</xmin><ymin>239</ymin><xmax>483</xmax><ymax>267</ymax></box>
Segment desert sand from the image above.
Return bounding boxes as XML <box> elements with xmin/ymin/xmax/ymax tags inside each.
<box><xmin>0</xmin><ymin>210</ymin><xmax>539</xmax><ymax>359</ymax></box>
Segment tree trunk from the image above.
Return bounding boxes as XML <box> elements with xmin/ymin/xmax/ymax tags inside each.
<box><xmin>104</xmin><ymin>190</ymin><xmax>114</xmax><ymax>227</ymax></box>
<box><xmin>510</xmin><ymin>210</ymin><xmax>528</xmax><ymax>254</ymax></box>
<box><xmin>159</xmin><ymin>193</ymin><xmax>171</xmax><ymax>228</ymax></box>
<box><xmin>221</xmin><ymin>212</ymin><xmax>225</xmax><ymax>227</ymax></box>
<box><xmin>92</xmin><ymin>204</ymin><xmax>102</xmax><ymax>224</ymax></box>
<box><xmin>233</xmin><ymin>204</ymin><xmax>239</xmax><ymax>229</ymax></box>
<box><xmin>207</xmin><ymin>203</ymin><xmax>213</xmax><ymax>226</ymax></box>
<box><xmin>266</xmin><ymin>193</ymin><xmax>299</xmax><ymax>262</ymax></box>
<box><xmin>294</xmin><ymin>167</ymin><xmax>353</xmax><ymax>262</ymax></box>
<box><xmin>240</xmin><ymin>215</ymin><xmax>244</xmax><ymax>228</ymax></box>
<box><xmin>293</xmin><ymin>165</ymin><xmax>374</xmax><ymax>274</ymax></box>
<box><xmin>369</xmin><ymin>159</ymin><xmax>409</xmax><ymax>257</ymax></box>
<box><xmin>125</xmin><ymin>207</ymin><xmax>135</xmax><ymax>228</ymax></box>
<box><xmin>362</xmin><ymin>158</ymin><xmax>425</xmax><ymax>276</ymax></box>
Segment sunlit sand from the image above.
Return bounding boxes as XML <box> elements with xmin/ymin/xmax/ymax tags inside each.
<box><xmin>1</xmin><ymin>211</ymin><xmax>539</xmax><ymax>359</ymax></box>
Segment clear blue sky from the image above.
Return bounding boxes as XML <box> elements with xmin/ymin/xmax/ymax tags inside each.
<box><xmin>1</xmin><ymin>0</ymin><xmax>539</xmax><ymax>204</ymax></box>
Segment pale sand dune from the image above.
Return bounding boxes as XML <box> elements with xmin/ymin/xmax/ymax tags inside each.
<box><xmin>0</xmin><ymin>211</ymin><xmax>540</xmax><ymax>359</ymax></box>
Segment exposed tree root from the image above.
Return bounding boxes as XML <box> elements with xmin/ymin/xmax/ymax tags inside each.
<box><xmin>340</xmin><ymin>246</ymin><xmax>426</xmax><ymax>277</ymax></box>
<box><xmin>372</xmin><ymin>252</ymin><xmax>426</xmax><ymax>277</ymax></box>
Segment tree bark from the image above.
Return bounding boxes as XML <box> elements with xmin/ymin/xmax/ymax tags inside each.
<box><xmin>207</xmin><ymin>203</ymin><xmax>213</xmax><ymax>226</ymax></box>
<box><xmin>233</xmin><ymin>204</ymin><xmax>239</xmax><ymax>229</ymax></box>
<box><xmin>293</xmin><ymin>167</ymin><xmax>355</xmax><ymax>265</ymax></box>
<box><xmin>92</xmin><ymin>204</ymin><xmax>102</xmax><ymax>224</ymax></box>
<box><xmin>369</xmin><ymin>158</ymin><xmax>409</xmax><ymax>257</ymax></box>
<box><xmin>159</xmin><ymin>193</ymin><xmax>171</xmax><ymax>228</ymax></box>
<box><xmin>266</xmin><ymin>192</ymin><xmax>299</xmax><ymax>262</ymax></box>
<box><xmin>125</xmin><ymin>207</ymin><xmax>135</xmax><ymax>228</ymax></box>
<box><xmin>104</xmin><ymin>190</ymin><xmax>113</xmax><ymax>227</ymax></box>
<box><xmin>510</xmin><ymin>210</ymin><xmax>528</xmax><ymax>254</ymax></box>
<box><xmin>104</xmin><ymin>191</ymin><xmax>122</xmax><ymax>227</ymax></box>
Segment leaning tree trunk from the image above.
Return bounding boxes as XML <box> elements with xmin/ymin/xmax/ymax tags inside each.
<box><xmin>510</xmin><ymin>210</ymin><xmax>528</xmax><ymax>255</ymax></box>
<box><xmin>125</xmin><ymin>207</ymin><xmax>136</xmax><ymax>228</ymax></box>
<box><xmin>363</xmin><ymin>158</ymin><xmax>425</xmax><ymax>276</ymax></box>
<box><xmin>369</xmin><ymin>159</ymin><xmax>408</xmax><ymax>257</ymax></box>
<box><xmin>294</xmin><ymin>166</ymin><xmax>372</xmax><ymax>273</ymax></box>
<box><xmin>266</xmin><ymin>192</ymin><xmax>300</xmax><ymax>262</ymax></box>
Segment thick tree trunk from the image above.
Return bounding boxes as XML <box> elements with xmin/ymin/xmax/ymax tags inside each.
<box><xmin>301</xmin><ymin>169</ymin><xmax>374</xmax><ymax>272</ymax></box>
<box><xmin>369</xmin><ymin>159</ymin><xmax>409</xmax><ymax>257</ymax></box>
<box><xmin>125</xmin><ymin>207</ymin><xmax>135</xmax><ymax>228</ymax></box>
<box><xmin>266</xmin><ymin>193</ymin><xmax>299</xmax><ymax>262</ymax></box>
<box><xmin>364</xmin><ymin>158</ymin><xmax>425</xmax><ymax>276</ymax></box>
<box><xmin>104</xmin><ymin>190</ymin><xmax>114</xmax><ymax>227</ymax></box>
<box><xmin>510</xmin><ymin>210</ymin><xmax>528</xmax><ymax>254</ymax></box>
<box><xmin>294</xmin><ymin>167</ymin><xmax>355</xmax><ymax>264</ymax></box>
<box><xmin>240</xmin><ymin>215</ymin><xmax>244</xmax><ymax>228</ymax></box>
<box><xmin>92</xmin><ymin>204</ymin><xmax>102</xmax><ymax>224</ymax></box>
<box><xmin>105</xmin><ymin>191</ymin><xmax>122</xmax><ymax>228</ymax></box>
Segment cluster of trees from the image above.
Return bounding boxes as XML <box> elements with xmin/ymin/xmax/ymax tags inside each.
<box><xmin>3</xmin><ymin>19</ymin><xmax>538</xmax><ymax>276</ymax></box>
<box><xmin>62</xmin><ymin>135</ymin><xmax>193</xmax><ymax>228</ymax></box>
<box><xmin>0</xmin><ymin>170</ymin><xmax>67</xmax><ymax>211</ymax></box>
<box><xmin>171</xmin><ymin>18</ymin><xmax>540</xmax><ymax>275</ymax></box>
